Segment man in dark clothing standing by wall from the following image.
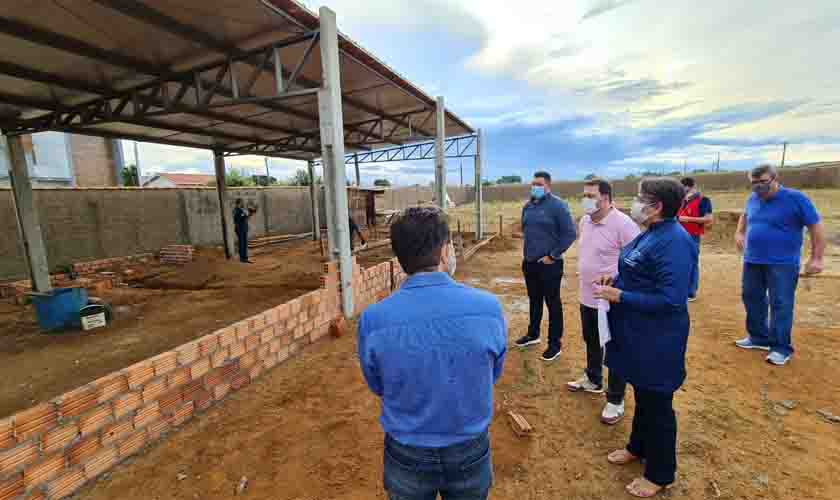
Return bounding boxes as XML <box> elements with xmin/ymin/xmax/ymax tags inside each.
<box><xmin>515</xmin><ymin>171</ymin><xmax>577</xmax><ymax>362</ymax></box>
<box><xmin>678</xmin><ymin>177</ymin><xmax>713</xmax><ymax>301</ymax></box>
<box><xmin>233</xmin><ymin>198</ymin><xmax>255</xmax><ymax>263</ymax></box>
<box><xmin>349</xmin><ymin>215</ymin><xmax>367</xmax><ymax>252</ymax></box>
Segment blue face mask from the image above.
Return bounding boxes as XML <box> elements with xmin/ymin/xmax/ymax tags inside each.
<box><xmin>531</xmin><ymin>186</ymin><xmax>546</xmax><ymax>200</ymax></box>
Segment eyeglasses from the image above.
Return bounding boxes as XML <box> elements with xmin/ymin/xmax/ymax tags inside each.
<box><xmin>750</xmin><ymin>177</ymin><xmax>775</xmax><ymax>186</ymax></box>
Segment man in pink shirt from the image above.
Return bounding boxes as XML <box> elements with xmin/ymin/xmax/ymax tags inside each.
<box><xmin>567</xmin><ymin>178</ymin><xmax>640</xmax><ymax>425</ymax></box>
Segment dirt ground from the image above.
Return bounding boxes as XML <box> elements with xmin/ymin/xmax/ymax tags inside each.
<box><xmin>78</xmin><ymin>223</ymin><xmax>840</xmax><ymax>500</ymax></box>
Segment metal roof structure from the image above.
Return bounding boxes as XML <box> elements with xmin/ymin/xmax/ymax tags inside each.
<box><xmin>0</xmin><ymin>0</ymin><xmax>474</xmax><ymax>161</ymax></box>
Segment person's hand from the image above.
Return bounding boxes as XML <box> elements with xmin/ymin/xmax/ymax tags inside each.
<box><xmin>595</xmin><ymin>274</ymin><xmax>614</xmax><ymax>287</ymax></box>
<box><xmin>594</xmin><ymin>285</ymin><xmax>622</xmax><ymax>303</ymax></box>
<box><xmin>804</xmin><ymin>257</ymin><xmax>824</xmax><ymax>275</ymax></box>
<box><xmin>735</xmin><ymin>232</ymin><xmax>745</xmax><ymax>253</ymax></box>
<box><xmin>539</xmin><ymin>256</ymin><xmax>555</xmax><ymax>265</ymax></box>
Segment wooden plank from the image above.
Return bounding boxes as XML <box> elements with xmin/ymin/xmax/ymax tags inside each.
<box><xmin>462</xmin><ymin>234</ymin><xmax>498</xmax><ymax>261</ymax></box>
<box><xmin>507</xmin><ymin>411</ymin><xmax>533</xmax><ymax>437</ymax></box>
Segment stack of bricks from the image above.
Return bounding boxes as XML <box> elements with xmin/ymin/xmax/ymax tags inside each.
<box><xmin>390</xmin><ymin>257</ymin><xmax>408</xmax><ymax>290</ymax></box>
<box><xmin>0</xmin><ymin>259</ymin><xmax>344</xmax><ymax>500</ymax></box>
<box><xmin>352</xmin><ymin>259</ymin><xmax>393</xmax><ymax>316</ymax></box>
<box><xmin>71</xmin><ymin>254</ymin><xmax>153</xmax><ymax>276</ymax></box>
<box><xmin>158</xmin><ymin>245</ymin><xmax>194</xmax><ymax>266</ymax></box>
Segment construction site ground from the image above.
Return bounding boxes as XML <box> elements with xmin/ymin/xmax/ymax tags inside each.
<box><xmin>77</xmin><ymin>192</ymin><xmax>840</xmax><ymax>500</ymax></box>
<box><xmin>0</xmin><ymin>235</ymin><xmax>390</xmax><ymax>419</ymax></box>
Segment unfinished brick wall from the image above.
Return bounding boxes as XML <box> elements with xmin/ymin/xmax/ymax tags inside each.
<box><xmin>158</xmin><ymin>245</ymin><xmax>194</xmax><ymax>266</ymax></box>
<box><xmin>0</xmin><ymin>256</ymin><xmax>411</xmax><ymax>500</ymax></box>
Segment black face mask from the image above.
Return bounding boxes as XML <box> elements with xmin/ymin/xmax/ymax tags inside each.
<box><xmin>753</xmin><ymin>183</ymin><xmax>772</xmax><ymax>196</ymax></box>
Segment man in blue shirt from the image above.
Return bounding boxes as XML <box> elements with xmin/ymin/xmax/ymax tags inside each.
<box><xmin>734</xmin><ymin>165</ymin><xmax>826</xmax><ymax>366</ymax></box>
<box><xmin>515</xmin><ymin>171</ymin><xmax>577</xmax><ymax>362</ymax></box>
<box><xmin>358</xmin><ymin>206</ymin><xmax>507</xmax><ymax>500</ymax></box>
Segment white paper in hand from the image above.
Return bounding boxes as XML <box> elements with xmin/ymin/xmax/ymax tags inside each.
<box><xmin>597</xmin><ymin>299</ymin><xmax>611</xmax><ymax>347</ymax></box>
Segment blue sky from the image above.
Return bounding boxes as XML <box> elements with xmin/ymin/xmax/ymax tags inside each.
<box><xmin>129</xmin><ymin>0</ymin><xmax>840</xmax><ymax>186</ymax></box>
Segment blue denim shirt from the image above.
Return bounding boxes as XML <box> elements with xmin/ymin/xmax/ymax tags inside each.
<box><xmin>522</xmin><ymin>194</ymin><xmax>577</xmax><ymax>262</ymax></box>
<box><xmin>358</xmin><ymin>272</ymin><xmax>507</xmax><ymax>447</ymax></box>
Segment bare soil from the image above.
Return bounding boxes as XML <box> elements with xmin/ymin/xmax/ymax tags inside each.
<box><xmin>78</xmin><ymin>234</ymin><xmax>840</xmax><ymax>500</ymax></box>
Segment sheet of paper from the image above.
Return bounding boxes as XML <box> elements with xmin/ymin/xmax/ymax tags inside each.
<box><xmin>597</xmin><ymin>299</ymin><xmax>611</xmax><ymax>347</ymax></box>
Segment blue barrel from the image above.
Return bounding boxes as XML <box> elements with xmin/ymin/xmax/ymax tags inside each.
<box><xmin>32</xmin><ymin>287</ymin><xmax>89</xmax><ymax>331</ymax></box>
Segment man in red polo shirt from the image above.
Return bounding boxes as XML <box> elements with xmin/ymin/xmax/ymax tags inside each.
<box><xmin>678</xmin><ymin>177</ymin><xmax>713</xmax><ymax>301</ymax></box>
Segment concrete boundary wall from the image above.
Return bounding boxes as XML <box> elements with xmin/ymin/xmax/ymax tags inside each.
<box><xmin>0</xmin><ymin>187</ymin><xmax>321</xmax><ymax>281</ymax></box>
<box><xmin>0</xmin><ymin>256</ymin><xmax>406</xmax><ymax>500</ymax></box>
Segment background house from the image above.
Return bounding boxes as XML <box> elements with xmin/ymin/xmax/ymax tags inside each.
<box><xmin>142</xmin><ymin>173</ymin><xmax>215</xmax><ymax>188</ymax></box>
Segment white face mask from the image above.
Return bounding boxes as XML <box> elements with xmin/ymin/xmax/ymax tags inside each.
<box><xmin>581</xmin><ymin>197</ymin><xmax>599</xmax><ymax>215</ymax></box>
<box><xmin>630</xmin><ymin>200</ymin><xmax>653</xmax><ymax>225</ymax></box>
<box><xmin>446</xmin><ymin>242</ymin><xmax>457</xmax><ymax>276</ymax></box>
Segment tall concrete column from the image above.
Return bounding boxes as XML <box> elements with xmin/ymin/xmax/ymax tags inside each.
<box><xmin>435</xmin><ymin>96</ymin><xmax>447</xmax><ymax>210</ymax></box>
<box><xmin>6</xmin><ymin>135</ymin><xmax>52</xmax><ymax>292</ymax></box>
<box><xmin>475</xmin><ymin>129</ymin><xmax>484</xmax><ymax>239</ymax></box>
<box><xmin>354</xmin><ymin>154</ymin><xmax>361</xmax><ymax>186</ymax></box>
<box><xmin>318</xmin><ymin>6</ymin><xmax>353</xmax><ymax>318</ymax></box>
<box><xmin>213</xmin><ymin>150</ymin><xmax>233</xmax><ymax>259</ymax></box>
<box><xmin>307</xmin><ymin>160</ymin><xmax>321</xmax><ymax>241</ymax></box>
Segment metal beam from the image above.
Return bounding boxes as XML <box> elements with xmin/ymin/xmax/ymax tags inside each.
<box><xmin>435</xmin><ymin>96</ymin><xmax>446</xmax><ymax>209</ymax></box>
<box><xmin>6</xmin><ymin>135</ymin><xmax>52</xmax><ymax>293</ymax></box>
<box><xmin>475</xmin><ymin>129</ymin><xmax>484</xmax><ymax>239</ymax></box>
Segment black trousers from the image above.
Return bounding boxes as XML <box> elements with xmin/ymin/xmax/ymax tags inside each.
<box><xmin>627</xmin><ymin>386</ymin><xmax>678</xmax><ymax>486</ymax></box>
<box><xmin>236</xmin><ymin>227</ymin><xmax>248</xmax><ymax>262</ymax></box>
<box><xmin>349</xmin><ymin>218</ymin><xmax>365</xmax><ymax>251</ymax></box>
<box><xmin>579</xmin><ymin>305</ymin><xmax>627</xmax><ymax>404</ymax></box>
<box><xmin>522</xmin><ymin>259</ymin><xmax>564</xmax><ymax>347</ymax></box>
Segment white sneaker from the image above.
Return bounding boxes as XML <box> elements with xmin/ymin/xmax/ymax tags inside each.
<box><xmin>601</xmin><ymin>402</ymin><xmax>625</xmax><ymax>425</ymax></box>
<box><xmin>566</xmin><ymin>375</ymin><xmax>604</xmax><ymax>394</ymax></box>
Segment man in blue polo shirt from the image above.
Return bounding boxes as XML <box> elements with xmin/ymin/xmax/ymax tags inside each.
<box><xmin>734</xmin><ymin>164</ymin><xmax>826</xmax><ymax>366</ymax></box>
<box><xmin>358</xmin><ymin>206</ymin><xmax>507</xmax><ymax>500</ymax></box>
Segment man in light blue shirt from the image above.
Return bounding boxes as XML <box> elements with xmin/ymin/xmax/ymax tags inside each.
<box><xmin>358</xmin><ymin>206</ymin><xmax>507</xmax><ymax>500</ymax></box>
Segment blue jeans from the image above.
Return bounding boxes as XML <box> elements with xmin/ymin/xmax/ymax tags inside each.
<box><xmin>689</xmin><ymin>235</ymin><xmax>701</xmax><ymax>298</ymax></box>
<box><xmin>384</xmin><ymin>432</ymin><xmax>492</xmax><ymax>500</ymax></box>
<box><xmin>742</xmin><ymin>263</ymin><xmax>800</xmax><ymax>356</ymax></box>
<box><xmin>236</xmin><ymin>228</ymin><xmax>248</xmax><ymax>262</ymax></box>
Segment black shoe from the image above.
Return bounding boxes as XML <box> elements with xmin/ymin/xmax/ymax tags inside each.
<box><xmin>514</xmin><ymin>334</ymin><xmax>541</xmax><ymax>348</ymax></box>
<box><xmin>541</xmin><ymin>345</ymin><xmax>562</xmax><ymax>362</ymax></box>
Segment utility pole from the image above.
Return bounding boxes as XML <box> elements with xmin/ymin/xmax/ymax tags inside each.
<box><xmin>716</xmin><ymin>153</ymin><xmax>720</xmax><ymax>172</ymax></box>
<box><xmin>781</xmin><ymin>142</ymin><xmax>788</xmax><ymax>168</ymax></box>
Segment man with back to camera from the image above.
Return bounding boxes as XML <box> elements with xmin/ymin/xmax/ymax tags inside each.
<box><xmin>233</xmin><ymin>198</ymin><xmax>256</xmax><ymax>263</ymax></box>
<box><xmin>567</xmin><ymin>178</ymin><xmax>640</xmax><ymax>425</ymax></box>
<box><xmin>515</xmin><ymin>171</ymin><xmax>577</xmax><ymax>362</ymax></box>
<box><xmin>677</xmin><ymin>177</ymin><xmax>714</xmax><ymax>301</ymax></box>
<box><xmin>734</xmin><ymin>164</ymin><xmax>826</xmax><ymax>366</ymax></box>
<box><xmin>358</xmin><ymin>206</ymin><xmax>507</xmax><ymax>500</ymax></box>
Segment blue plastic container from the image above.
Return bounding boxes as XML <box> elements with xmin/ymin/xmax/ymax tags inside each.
<box><xmin>32</xmin><ymin>287</ymin><xmax>89</xmax><ymax>331</ymax></box>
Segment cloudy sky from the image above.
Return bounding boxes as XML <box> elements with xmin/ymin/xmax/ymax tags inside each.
<box><xmin>129</xmin><ymin>0</ymin><xmax>840</xmax><ymax>185</ymax></box>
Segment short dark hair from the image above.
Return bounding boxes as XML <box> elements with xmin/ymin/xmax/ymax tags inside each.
<box><xmin>390</xmin><ymin>207</ymin><xmax>450</xmax><ymax>274</ymax></box>
<box><xmin>534</xmin><ymin>171</ymin><xmax>551</xmax><ymax>183</ymax></box>
<box><xmin>750</xmin><ymin>164</ymin><xmax>777</xmax><ymax>179</ymax></box>
<box><xmin>680</xmin><ymin>177</ymin><xmax>695</xmax><ymax>188</ymax></box>
<box><xmin>583</xmin><ymin>178</ymin><xmax>613</xmax><ymax>202</ymax></box>
<box><xmin>640</xmin><ymin>177</ymin><xmax>685</xmax><ymax>219</ymax></box>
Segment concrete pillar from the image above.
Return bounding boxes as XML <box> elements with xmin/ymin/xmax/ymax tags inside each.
<box><xmin>6</xmin><ymin>135</ymin><xmax>52</xmax><ymax>293</ymax></box>
<box><xmin>308</xmin><ymin>160</ymin><xmax>321</xmax><ymax>241</ymax></box>
<box><xmin>213</xmin><ymin>151</ymin><xmax>233</xmax><ymax>259</ymax></box>
<box><xmin>475</xmin><ymin>129</ymin><xmax>484</xmax><ymax>240</ymax></box>
<box><xmin>318</xmin><ymin>6</ymin><xmax>354</xmax><ymax>318</ymax></box>
<box><xmin>435</xmin><ymin>96</ymin><xmax>447</xmax><ymax>209</ymax></box>
<box><xmin>354</xmin><ymin>154</ymin><xmax>361</xmax><ymax>186</ymax></box>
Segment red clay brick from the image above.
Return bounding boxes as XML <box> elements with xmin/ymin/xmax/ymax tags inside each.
<box><xmin>82</xmin><ymin>446</ymin><xmax>118</xmax><ymax>479</ymax></box>
<box><xmin>234</xmin><ymin>321</ymin><xmax>251</xmax><ymax>342</ymax></box>
<box><xmin>198</xmin><ymin>334</ymin><xmax>220</xmax><ymax>357</ymax></box>
<box><xmin>217</xmin><ymin>327</ymin><xmax>236</xmax><ymax>347</ymax></box>
<box><xmin>277</xmin><ymin>346</ymin><xmax>291</xmax><ymax>364</ymax></box>
<box><xmin>239</xmin><ymin>351</ymin><xmax>257</xmax><ymax>370</ymax></box>
<box><xmin>259</xmin><ymin>326</ymin><xmax>275</xmax><ymax>344</ymax></box>
<box><xmin>176</xmin><ymin>341</ymin><xmax>200</xmax><ymax>366</ymax></box>
<box><xmin>123</xmin><ymin>361</ymin><xmax>155</xmax><ymax>390</ymax></box>
<box><xmin>151</xmin><ymin>351</ymin><xmax>178</xmax><ymax>378</ymax></box>
<box><xmin>268</xmin><ymin>338</ymin><xmax>282</xmax><ymax>354</ymax></box>
<box><xmin>157</xmin><ymin>389</ymin><xmax>184</xmax><ymax>417</ymax></box>
<box><xmin>117</xmin><ymin>429</ymin><xmax>147</xmax><ymax>458</ymax></box>
<box><xmin>79</xmin><ymin>404</ymin><xmax>114</xmax><ymax>437</ymax></box>
<box><xmin>0</xmin><ymin>419</ymin><xmax>12</xmax><ymax>450</ymax></box>
<box><xmin>100</xmin><ymin>419</ymin><xmax>133</xmax><ymax>447</ymax></box>
<box><xmin>0</xmin><ymin>440</ymin><xmax>39</xmax><ymax>475</ymax></box>
<box><xmin>46</xmin><ymin>468</ymin><xmax>86</xmax><ymax>499</ymax></box>
<box><xmin>245</xmin><ymin>334</ymin><xmax>260</xmax><ymax>352</ymax></box>
<box><xmin>228</xmin><ymin>341</ymin><xmax>246</xmax><ymax>359</ymax></box>
<box><xmin>168</xmin><ymin>402</ymin><xmax>194</xmax><ymax>427</ymax></box>
<box><xmin>263</xmin><ymin>353</ymin><xmax>279</xmax><ymax>370</ymax></box>
<box><xmin>13</xmin><ymin>403</ymin><xmax>58</xmax><ymax>443</ymax></box>
<box><xmin>257</xmin><ymin>344</ymin><xmax>271</xmax><ymax>362</ymax></box>
<box><xmin>146</xmin><ymin>418</ymin><xmax>170</xmax><ymax>443</ymax></box>
<box><xmin>133</xmin><ymin>402</ymin><xmax>161</xmax><ymax>429</ymax></box>
<box><xmin>66</xmin><ymin>435</ymin><xmax>100</xmax><ymax>467</ymax></box>
<box><xmin>0</xmin><ymin>473</ymin><xmax>23</xmax><ymax>500</ymax></box>
<box><xmin>91</xmin><ymin>373</ymin><xmax>129</xmax><ymax>405</ymax></box>
<box><xmin>112</xmin><ymin>392</ymin><xmax>141</xmax><ymax>420</ymax></box>
<box><xmin>212</xmin><ymin>383</ymin><xmax>230</xmax><ymax>401</ymax></box>
<box><xmin>211</xmin><ymin>347</ymin><xmax>229</xmax><ymax>368</ymax></box>
<box><xmin>189</xmin><ymin>357</ymin><xmax>211</xmax><ymax>379</ymax></box>
<box><xmin>203</xmin><ymin>368</ymin><xmax>225</xmax><ymax>390</ymax></box>
<box><xmin>42</xmin><ymin>423</ymin><xmax>80</xmax><ymax>455</ymax></box>
<box><xmin>166</xmin><ymin>367</ymin><xmax>191</xmax><ymax>390</ymax></box>
<box><xmin>141</xmin><ymin>377</ymin><xmax>168</xmax><ymax>405</ymax></box>
<box><xmin>231</xmin><ymin>373</ymin><xmax>250</xmax><ymax>391</ymax></box>
<box><xmin>192</xmin><ymin>390</ymin><xmax>212</xmax><ymax>412</ymax></box>
<box><xmin>220</xmin><ymin>361</ymin><xmax>240</xmax><ymax>380</ymax></box>
<box><xmin>24</xmin><ymin>453</ymin><xmax>66</xmax><ymax>489</ymax></box>
<box><xmin>55</xmin><ymin>385</ymin><xmax>98</xmax><ymax>419</ymax></box>
<box><xmin>248</xmin><ymin>363</ymin><xmax>263</xmax><ymax>380</ymax></box>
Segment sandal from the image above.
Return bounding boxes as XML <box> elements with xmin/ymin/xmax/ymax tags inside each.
<box><xmin>607</xmin><ymin>449</ymin><xmax>639</xmax><ymax>465</ymax></box>
<box><xmin>625</xmin><ymin>477</ymin><xmax>673</xmax><ymax>498</ymax></box>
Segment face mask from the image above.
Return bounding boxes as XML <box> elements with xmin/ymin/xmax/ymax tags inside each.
<box><xmin>630</xmin><ymin>200</ymin><xmax>653</xmax><ymax>225</ymax></box>
<box><xmin>753</xmin><ymin>182</ymin><xmax>772</xmax><ymax>196</ymax></box>
<box><xmin>446</xmin><ymin>242</ymin><xmax>457</xmax><ymax>277</ymax></box>
<box><xmin>531</xmin><ymin>186</ymin><xmax>546</xmax><ymax>200</ymax></box>
<box><xmin>581</xmin><ymin>197</ymin><xmax>599</xmax><ymax>215</ymax></box>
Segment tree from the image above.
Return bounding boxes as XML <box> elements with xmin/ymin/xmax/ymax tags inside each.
<box><xmin>286</xmin><ymin>168</ymin><xmax>323</xmax><ymax>186</ymax></box>
<box><xmin>121</xmin><ymin>164</ymin><xmax>139</xmax><ymax>186</ymax></box>
<box><xmin>496</xmin><ymin>175</ymin><xmax>523</xmax><ymax>184</ymax></box>
<box><xmin>224</xmin><ymin>168</ymin><xmax>255</xmax><ymax>187</ymax></box>
<box><xmin>373</xmin><ymin>178</ymin><xmax>391</xmax><ymax>187</ymax></box>
<box><xmin>481</xmin><ymin>180</ymin><xmax>494</xmax><ymax>187</ymax></box>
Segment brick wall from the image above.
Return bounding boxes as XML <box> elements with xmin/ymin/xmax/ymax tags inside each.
<box><xmin>0</xmin><ymin>257</ymin><xmax>407</xmax><ymax>499</ymax></box>
<box><xmin>158</xmin><ymin>245</ymin><xmax>194</xmax><ymax>266</ymax></box>
<box><xmin>69</xmin><ymin>137</ymin><xmax>118</xmax><ymax>188</ymax></box>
